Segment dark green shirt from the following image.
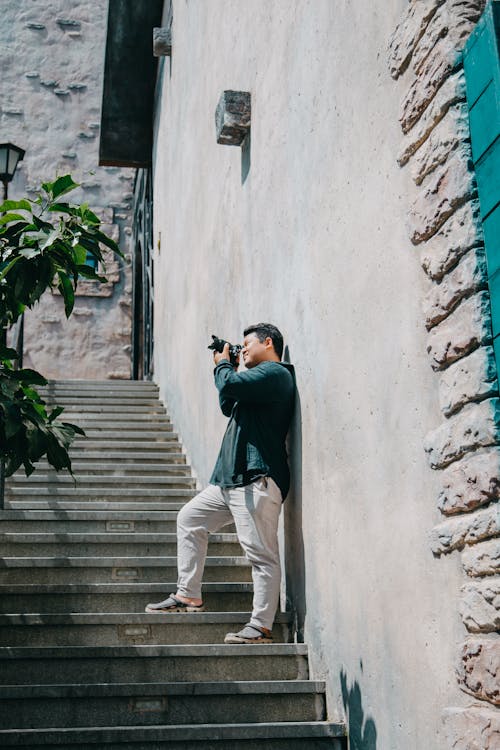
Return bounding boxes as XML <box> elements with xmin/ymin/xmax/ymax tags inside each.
<box><xmin>209</xmin><ymin>359</ymin><xmax>295</xmax><ymax>499</ymax></box>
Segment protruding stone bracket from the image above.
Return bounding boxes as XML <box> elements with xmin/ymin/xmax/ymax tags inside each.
<box><xmin>215</xmin><ymin>91</ymin><xmax>251</xmax><ymax>146</ymax></box>
<box><xmin>153</xmin><ymin>27</ymin><xmax>172</xmax><ymax>57</ymax></box>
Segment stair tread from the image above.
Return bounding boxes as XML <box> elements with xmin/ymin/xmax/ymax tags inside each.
<box><xmin>3</xmin><ymin>503</ymin><xmax>187</xmax><ymax>511</ymax></box>
<box><xmin>6</xmin><ymin>487</ymin><xmax>195</xmax><ymax>495</ymax></box>
<box><xmin>0</xmin><ymin>532</ymin><xmax>237</xmax><ymax>542</ymax></box>
<box><xmin>0</xmin><ymin>582</ymin><xmax>253</xmax><ymax>592</ymax></box>
<box><xmin>0</xmin><ymin>612</ymin><xmax>290</xmax><ymax>624</ymax></box>
<box><xmin>0</xmin><ymin>721</ymin><xmax>346</xmax><ymax>740</ymax></box>
<box><xmin>0</xmin><ymin>679</ymin><xmax>324</xmax><ymax>697</ymax></box>
<box><xmin>10</xmin><ymin>476</ymin><xmax>194</xmax><ymax>484</ymax></box>
<box><xmin>0</xmin><ymin>509</ymin><xmax>183</xmax><ymax>519</ymax></box>
<box><xmin>0</xmin><ymin>556</ymin><xmax>250</xmax><ymax>566</ymax></box>
<box><xmin>0</xmin><ymin>644</ymin><xmax>309</xmax><ymax>657</ymax></box>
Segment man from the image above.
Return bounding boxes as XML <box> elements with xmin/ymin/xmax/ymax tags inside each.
<box><xmin>146</xmin><ymin>323</ymin><xmax>295</xmax><ymax>644</ymax></box>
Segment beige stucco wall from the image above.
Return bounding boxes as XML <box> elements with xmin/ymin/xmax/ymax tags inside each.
<box><xmin>152</xmin><ymin>1</ymin><xmax>467</xmax><ymax>747</ymax></box>
<box><xmin>1</xmin><ymin>0</ymin><xmax>133</xmax><ymax>380</ymax></box>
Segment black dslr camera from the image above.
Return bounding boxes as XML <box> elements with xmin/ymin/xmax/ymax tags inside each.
<box><xmin>208</xmin><ymin>335</ymin><xmax>242</xmax><ymax>367</ymax></box>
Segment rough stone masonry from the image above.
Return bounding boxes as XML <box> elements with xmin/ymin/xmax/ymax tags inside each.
<box><xmin>388</xmin><ymin>1</ymin><xmax>500</xmax><ymax>748</ymax></box>
<box><xmin>0</xmin><ymin>0</ymin><xmax>134</xmax><ymax>379</ymax></box>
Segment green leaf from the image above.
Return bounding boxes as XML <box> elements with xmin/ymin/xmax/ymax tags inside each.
<box><xmin>94</xmin><ymin>229</ymin><xmax>123</xmax><ymax>257</ymax></box>
<box><xmin>0</xmin><ymin>213</ymin><xmax>29</xmax><ymax>225</ymax></box>
<box><xmin>0</xmin><ymin>199</ymin><xmax>32</xmax><ymax>213</ymax></box>
<box><xmin>75</xmin><ymin>264</ymin><xmax>107</xmax><ymax>282</ymax></box>
<box><xmin>61</xmin><ymin>422</ymin><xmax>85</xmax><ymax>437</ymax></box>
<box><xmin>40</xmin><ymin>227</ymin><xmax>61</xmax><ymax>251</ymax></box>
<box><xmin>19</xmin><ymin>246</ymin><xmax>42</xmax><ymax>259</ymax></box>
<box><xmin>48</xmin><ymin>406</ymin><xmax>64</xmax><ymax>422</ymax></box>
<box><xmin>43</xmin><ymin>175</ymin><xmax>80</xmax><ymax>200</ymax></box>
<box><xmin>0</xmin><ymin>255</ymin><xmax>21</xmax><ymax>281</ymax></box>
<box><xmin>0</xmin><ymin>345</ymin><xmax>18</xmax><ymax>360</ymax></box>
<box><xmin>57</xmin><ymin>271</ymin><xmax>75</xmax><ymax>317</ymax></box>
<box><xmin>47</xmin><ymin>202</ymin><xmax>80</xmax><ymax>216</ymax></box>
<box><xmin>9</xmin><ymin>368</ymin><xmax>48</xmax><ymax>386</ymax></box>
<box><xmin>73</xmin><ymin>244</ymin><xmax>88</xmax><ymax>265</ymax></box>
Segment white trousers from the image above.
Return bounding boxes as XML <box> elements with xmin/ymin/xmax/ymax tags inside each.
<box><xmin>176</xmin><ymin>477</ymin><xmax>283</xmax><ymax>631</ymax></box>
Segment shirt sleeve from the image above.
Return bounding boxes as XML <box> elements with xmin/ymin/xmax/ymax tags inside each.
<box><xmin>219</xmin><ymin>392</ymin><xmax>236</xmax><ymax>416</ymax></box>
<box><xmin>214</xmin><ymin>360</ymin><xmax>289</xmax><ymax>403</ymax></box>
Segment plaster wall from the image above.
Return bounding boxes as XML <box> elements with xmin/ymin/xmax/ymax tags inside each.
<box><xmin>0</xmin><ymin>0</ymin><xmax>133</xmax><ymax>380</ymax></box>
<box><xmin>152</xmin><ymin>1</ymin><xmax>468</xmax><ymax>747</ymax></box>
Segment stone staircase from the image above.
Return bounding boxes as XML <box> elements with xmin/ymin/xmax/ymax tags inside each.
<box><xmin>0</xmin><ymin>379</ymin><xmax>346</xmax><ymax>749</ymax></box>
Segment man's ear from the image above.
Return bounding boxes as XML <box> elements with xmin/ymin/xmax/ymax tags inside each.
<box><xmin>264</xmin><ymin>337</ymin><xmax>273</xmax><ymax>350</ymax></box>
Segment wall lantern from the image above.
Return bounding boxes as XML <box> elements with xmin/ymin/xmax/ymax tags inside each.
<box><xmin>0</xmin><ymin>143</ymin><xmax>25</xmax><ymax>200</ymax></box>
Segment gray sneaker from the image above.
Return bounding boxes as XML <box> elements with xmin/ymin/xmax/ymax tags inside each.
<box><xmin>224</xmin><ymin>623</ymin><xmax>273</xmax><ymax>644</ymax></box>
<box><xmin>145</xmin><ymin>594</ymin><xmax>204</xmax><ymax>613</ymax></box>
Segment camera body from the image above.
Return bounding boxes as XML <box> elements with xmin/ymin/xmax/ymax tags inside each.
<box><xmin>208</xmin><ymin>335</ymin><xmax>242</xmax><ymax>367</ymax></box>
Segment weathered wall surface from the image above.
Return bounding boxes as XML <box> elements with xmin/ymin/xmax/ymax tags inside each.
<box><xmin>0</xmin><ymin>0</ymin><xmax>133</xmax><ymax>380</ymax></box>
<box><xmin>152</xmin><ymin>1</ymin><xmax>475</xmax><ymax>747</ymax></box>
<box><xmin>389</xmin><ymin>2</ymin><xmax>500</xmax><ymax>747</ymax></box>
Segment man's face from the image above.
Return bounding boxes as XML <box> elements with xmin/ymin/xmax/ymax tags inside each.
<box><xmin>242</xmin><ymin>332</ymin><xmax>270</xmax><ymax>369</ymax></box>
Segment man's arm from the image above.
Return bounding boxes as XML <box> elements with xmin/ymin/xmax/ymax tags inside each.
<box><xmin>214</xmin><ymin>360</ymin><xmax>288</xmax><ymax>403</ymax></box>
<box><xmin>219</xmin><ymin>391</ymin><xmax>236</xmax><ymax>416</ymax></box>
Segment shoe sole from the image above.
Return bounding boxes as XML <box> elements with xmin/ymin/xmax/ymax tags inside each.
<box><xmin>145</xmin><ymin>606</ymin><xmax>205</xmax><ymax>613</ymax></box>
<box><xmin>224</xmin><ymin>635</ymin><xmax>273</xmax><ymax>644</ymax></box>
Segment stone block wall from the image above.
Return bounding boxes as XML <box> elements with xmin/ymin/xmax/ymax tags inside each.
<box><xmin>0</xmin><ymin>0</ymin><xmax>134</xmax><ymax>380</ymax></box>
<box><xmin>389</xmin><ymin>1</ymin><xmax>500</xmax><ymax>746</ymax></box>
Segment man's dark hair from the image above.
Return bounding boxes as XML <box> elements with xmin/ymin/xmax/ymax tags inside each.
<box><xmin>243</xmin><ymin>323</ymin><xmax>284</xmax><ymax>359</ymax></box>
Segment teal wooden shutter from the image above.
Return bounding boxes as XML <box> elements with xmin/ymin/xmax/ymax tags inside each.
<box><xmin>463</xmin><ymin>0</ymin><xmax>500</xmax><ymax>370</ymax></box>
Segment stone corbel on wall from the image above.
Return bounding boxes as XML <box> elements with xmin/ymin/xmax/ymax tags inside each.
<box><xmin>215</xmin><ymin>90</ymin><xmax>251</xmax><ymax>146</ymax></box>
<box><xmin>153</xmin><ymin>27</ymin><xmax>172</xmax><ymax>57</ymax></box>
<box><xmin>388</xmin><ymin>1</ymin><xmax>499</xmax><ymax>747</ymax></box>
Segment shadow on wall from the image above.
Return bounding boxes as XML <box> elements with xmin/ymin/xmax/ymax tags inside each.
<box><xmin>340</xmin><ymin>668</ymin><xmax>378</xmax><ymax>750</ymax></box>
<box><xmin>283</xmin><ymin>345</ymin><xmax>306</xmax><ymax>642</ymax></box>
<box><xmin>241</xmin><ymin>131</ymin><xmax>251</xmax><ymax>184</ymax></box>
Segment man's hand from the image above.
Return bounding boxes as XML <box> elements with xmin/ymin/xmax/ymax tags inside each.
<box><xmin>213</xmin><ymin>343</ymin><xmax>239</xmax><ymax>368</ymax></box>
<box><xmin>213</xmin><ymin>342</ymin><xmax>231</xmax><ymax>366</ymax></box>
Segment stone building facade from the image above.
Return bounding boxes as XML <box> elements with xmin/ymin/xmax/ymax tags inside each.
<box><xmin>97</xmin><ymin>1</ymin><xmax>499</xmax><ymax>747</ymax></box>
<box><xmin>0</xmin><ymin>0</ymin><xmax>134</xmax><ymax>380</ymax></box>
<box><xmin>389</xmin><ymin>1</ymin><xmax>499</xmax><ymax>745</ymax></box>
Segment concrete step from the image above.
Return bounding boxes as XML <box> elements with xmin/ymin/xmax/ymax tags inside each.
<box><xmin>64</xmin><ymin>421</ymin><xmax>175</xmax><ymax>432</ymax></box>
<box><xmin>40</xmin><ymin>380</ymin><xmax>158</xmax><ymax>390</ymax></box>
<box><xmin>42</xmin><ymin>395</ymin><xmax>164</xmax><ymax>406</ymax></box>
<box><xmin>69</xmin><ymin>441</ymin><xmax>184</xmax><ymax>453</ymax></box>
<box><xmin>9</xmin><ymin>475</ymin><xmax>196</xmax><ymax>489</ymax></box>
<box><xmin>52</xmin><ymin>404</ymin><xmax>167</xmax><ymax>414</ymax></box>
<box><xmin>44</xmin><ymin>398</ymin><xmax>166</xmax><ymax>409</ymax></box>
<box><xmin>58</xmin><ymin>409</ymin><xmax>168</xmax><ymax>418</ymax></box>
<box><xmin>0</xmin><ymin>644</ymin><xmax>310</xmax><ymax>684</ymax></box>
<box><xmin>62</xmin><ymin>418</ymin><xmax>172</xmax><ymax>429</ymax></box>
<box><xmin>5</xmin><ymin>487</ymin><xmax>195</xmax><ymax>498</ymax></box>
<box><xmin>0</xmin><ymin>556</ymin><xmax>252</xmax><ymax>584</ymax></box>
<box><xmin>0</xmin><ymin>721</ymin><xmax>346</xmax><ymax>749</ymax></box>
<box><xmin>0</xmin><ymin>679</ymin><xmax>323</xmax><ymax>729</ymax></box>
<box><xmin>40</xmin><ymin>386</ymin><xmax>159</xmax><ymax>397</ymax></box>
<box><xmin>0</xmin><ymin>506</ymin><xmax>193</xmax><ymax>516</ymax></box>
<box><xmin>72</xmin><ymin>431</ymin><xmax>180</xmax><ymax>441</ymax></box>
<box><xmin>0</xmin><ymin>613</ymin><xmax>290</xmax><ymax>647</ymax></box>
<box><xmin>18</xmin><ymin>463</ymin><xmax>191</xmax><ymax>477</ymax></box>
<box><xmin>0</xmin><ymin>583</ymin><xmax>252</xmax><ymax>613</ymax></box>
<box><xmin>62</xmin><ymin>452</ymin><xmax>188</xmax><ymax>464</ymax></box>
<box><xmin>0</xmin><ymin>532</ymin><xmax>242</xmax><ymax>557</ymax></box>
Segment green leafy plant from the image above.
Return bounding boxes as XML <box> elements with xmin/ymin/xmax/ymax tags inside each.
<box><xmin>0</xmin><ymin>344</ymin><xmax>85</xmax><ymax>476</ymax></box>
<box><xmin>0</xmin><ymin>175</ymin><xmax>123</xmax><ymax>478</ymax></box>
